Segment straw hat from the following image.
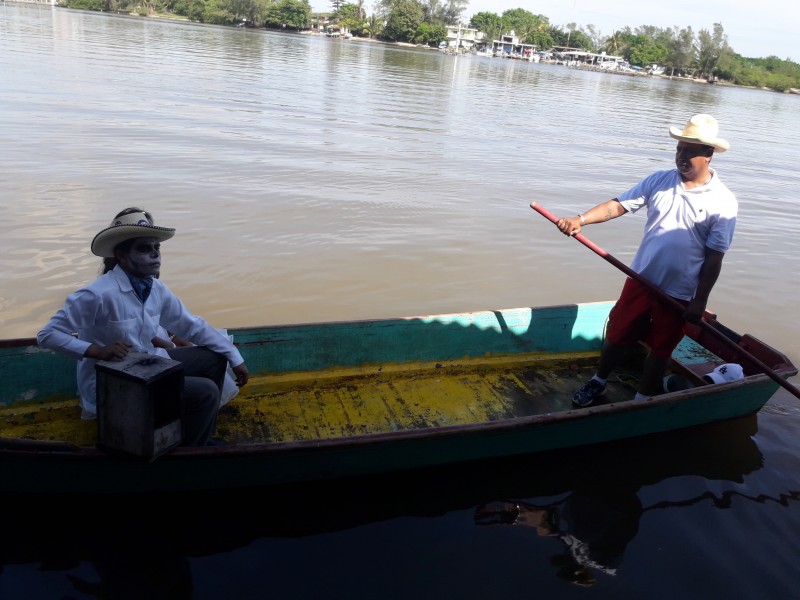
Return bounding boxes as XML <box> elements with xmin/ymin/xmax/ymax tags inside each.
<box><xmin>91</xmin><ymin>211</ymin><xmax>175</xmax><ymax>257</ymax></box>
<box><xmin>669</xmin><ymin>114</ymin><xmax>730</xmax><ymax>152</ymax></box>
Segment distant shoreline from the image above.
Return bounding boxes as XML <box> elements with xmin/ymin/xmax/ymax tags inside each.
<box><xmin>15</xmin><ymin>4</ymin><xmax>795</xmax><ymax>95</ymax></box>
<box><xmin>305</xmin><ymin>31</ymin><xmax>788</xmax><ymax>94</ymax></box>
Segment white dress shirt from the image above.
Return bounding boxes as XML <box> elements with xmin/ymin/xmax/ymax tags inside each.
<box><xmin>38</xmin><ymin>265</ymin><xmax>244</xmax><ymax>418</ymax></box>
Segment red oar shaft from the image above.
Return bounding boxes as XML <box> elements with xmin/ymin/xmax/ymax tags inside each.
<box><xmin>530</xmin><ymin>201</ymin><xmax>800</xmax><ymax>401</ymax></box>
<box><xmin>531</xmin><ymin>202</ymin><xmax>681</xmax><ymax>310</ymax></box>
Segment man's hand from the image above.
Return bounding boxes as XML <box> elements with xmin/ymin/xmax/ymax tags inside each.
<box><xmin>556</xmin><ymin>216</ymin><xmax>582</xmax><ymax>236</ymax></box>
<box><xmin>85</xmin><ymin>341</ymin><xmax>132</xmax><ymax>361</ymax></box>
<box><xmin>232</xmin><ymin>363</ymin><xmax>249</xmax><ymax>387</ymax></box>
<box><xmin>683</xmin><ymin>298</ymin><xmax>707</xmax><ymax>324</ymax></box>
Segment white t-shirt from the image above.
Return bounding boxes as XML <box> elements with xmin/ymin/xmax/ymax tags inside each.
<box><xmin>617</xmin><ymin>168</ymin><xmax>737</xmax><ymax>301</ymax></box>
<box><xmin>37</xmin><ymin>265</ymin><xmax>244</xmax><ymax>418</ymax></box>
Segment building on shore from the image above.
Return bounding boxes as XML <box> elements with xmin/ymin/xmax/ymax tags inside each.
<box><xmin>548</xmin><ymin>46</ymin><xmax>627</xmax><ymax>70</ymax></box>
<box><xmin>441</xmin><ymin>24</ymin><xmax>483</xmax><ymax>53</ymax></box>
<box><xmin>490</xmin><ymin>31</ymin><xmax>538</xmax><ymax>61</ymax></box>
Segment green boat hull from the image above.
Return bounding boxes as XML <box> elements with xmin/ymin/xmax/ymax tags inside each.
<box><xmin>0</xmin><ymin>301</ymin><xmax>794</xmax><ymax>493</ymax></box>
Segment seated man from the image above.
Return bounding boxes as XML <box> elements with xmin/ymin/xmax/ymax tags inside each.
<box><xmin>37</xmin><ymin>207</ymin><xmax>249</xmax><ymax>446</ymax></box>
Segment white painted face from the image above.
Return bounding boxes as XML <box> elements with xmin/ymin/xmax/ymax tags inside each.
<box><xmin>119</xmin><ymin>236</ymin><xmax>162</xmax><ymax>278</ymax></box>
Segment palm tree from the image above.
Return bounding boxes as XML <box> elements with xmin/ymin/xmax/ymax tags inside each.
<box><xmin>365</xmin><ymin>14</ymin><xmax>383</xmax><ymax>38</ymax></box>
<box><xmin>605</xmin><ymin>30</ymin><xmax>625</xmax><ymax>55</ymax></box>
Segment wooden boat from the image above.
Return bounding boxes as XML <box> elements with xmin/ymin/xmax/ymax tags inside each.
<box><xmin>0</xmin><ymin>301</ymin><xmax>795</xmax><ymax>494</ymax></box>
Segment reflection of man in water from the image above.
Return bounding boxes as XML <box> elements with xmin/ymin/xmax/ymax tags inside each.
<box><xmin>475</xmin><ymin>485</ymin><xmax>643</xmax><ymax>587</ymax></box>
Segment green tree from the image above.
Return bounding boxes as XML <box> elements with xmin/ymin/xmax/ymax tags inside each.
<box><xmin>375</xmin><ymin>0</ymin><xmax>405</xmax><ymax>18</ymax></box>
<box><xmin>567</xmin><ymin>29</ymin><xmax>592</xmax><ymax>50</ymax></box>
<box><xmin>201</xmin><ymin>0</ymin><xmax>236</xmax><ymax>24</ymax></box>
<box><xmin>419</xmin><ymin>0</ymin><xmax>438</xmax><ymax>22</ymax></box>
<box><xmin>499</xmin><ymin>8</ymin><xmax>535</xmax><ymax>37</ymax></box>
<box><xmin>604</xmin><ymin>30</ymin><xmax>626</xmax><ymax>55</ymax></box>
<box><xmin>695</xmin><ymin>22</ymin><xmax>729</xmax><ymax>80</ymax></box>
<box><xmin>224</xmin><ymin>0</ymin><xmax>272</xmax><ymax>25</ymax></box>
<box><xmin>469</xmin><ymin>11</ymin><xmax>502</xmax><ymax>43</ymax></box>
<box><xmin>500</xmin><ymin>8</ymin><xmax>551</xmax><ymax>49</ymax></box>
<box><xmin>383</xmin><ymin>0</ymin><xmax>424</xmax><ymax>41</ymax></box>
<box><xmin>413</xmin><ymin>21</ymin><xmax>446</xmax><ymax>45</ymax></box>
<box><xmin>548</xmin><ymin>25</ymin><xmax>571</xmax><ymax>47</ymax></box>
<box><xmin>364</xmin><ymin>14</ymin><xmax>384</xmax><ymax>38</ymax></box>
<box><xmin>417</xmin><ymin>0</ymin><xmax>465</xmax><ymax>24</ymax></box>
<box><xmin>264</xmin><ymin>0</ymin><xmax>312</xmax><ymax>30</ymax></box>
<box><xmin>633</xmin><ymin>24</ymin><xmax>661</xmax><ymax>39</ymax></box>
<box><xmin>333</xmin><ymin>3</ymin><xmax>367</xmax><ymax>34</ymax></box>
<box><xmin>65</xmin><ymin>0</ymin><xmax>106</xmax><ymax>9</ymax></box>
<box><xmin>624</xmin><ymin>33</ymin><xmax>668</xmax><ymax>66</ymax></box>
<box><xmin>581</xmin><ymin>24</ymin><xmax>603</xmax><ymax>51</ymax></box>
<box><xmin>173</xmin><ymin>0</ymin><xmax>206</xmax><ymax>20</ymax></box>
<box><xmin>562</xmin><ymin>21</ymin><xmax>577</xmax><ymax>46</ymax></box>
<box><xmin>667</xmin><ymin>26</ymin><xmax>695</xmax><ymax>76</ymax></box>
<box><xmin>438</xmin><ymin>0</ymin><xmax>467</xmax><ymax>24</ymax></box>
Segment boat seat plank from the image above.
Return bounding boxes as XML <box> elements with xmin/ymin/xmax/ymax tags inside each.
<box><xmin>668</xmin><ymin>336</ymin><xmax>724</xmax><ymax>385</ymax></box>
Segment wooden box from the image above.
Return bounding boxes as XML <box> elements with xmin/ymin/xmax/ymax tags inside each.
<box><xmin>96</xmin><ymin>352</ymin><xmax>184</xmax><ymax>460</ymax></box>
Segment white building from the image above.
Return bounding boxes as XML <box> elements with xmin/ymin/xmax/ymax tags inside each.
<box><xmin>443</xmin><ymin>24</ymin><xmax>483</xmax><ymax>51</ymax></box>
<box><xmin>491</xmin><ymin>31</ymin><xmax>537</xmax><ymax>60</ymax></box>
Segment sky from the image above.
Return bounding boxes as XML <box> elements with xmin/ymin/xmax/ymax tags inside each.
<box><xmin>313</xmin><ymin>0</ymin><xmax>798</xmax><ymax>60</ymax></box>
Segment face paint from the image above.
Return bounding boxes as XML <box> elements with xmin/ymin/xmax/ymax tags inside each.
<box><xmin>121</xmin><ymin>236</ymin><xmax>162</xmax><ymax>278</ymax></box>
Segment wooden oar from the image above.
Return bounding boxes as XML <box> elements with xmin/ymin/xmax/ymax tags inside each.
<box><xmin>530</xmin><ymin>201</ymin><xmax>800</xmax><ymax>401</ymax></box>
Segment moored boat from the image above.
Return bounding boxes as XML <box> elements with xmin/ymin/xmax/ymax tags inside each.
<box><xmin>0</xmin><ymin>301</ymin><xmax>795</xmax><ymax>494</ymax></box>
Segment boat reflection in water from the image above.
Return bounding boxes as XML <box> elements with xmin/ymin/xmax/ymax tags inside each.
<box><xmin>472</xmin><ymin>414</ymin><xmax>768</xmax><ymax>588</ymax></box>
<box><xmin>0</xmin><ymin>415</ymin><xmax>775</xmax><ymax>596</ymax></box>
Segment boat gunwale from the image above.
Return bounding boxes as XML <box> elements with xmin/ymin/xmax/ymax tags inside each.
<box><xmin>0</xmin><ymin>301</ymin><xmax>620</xmax><ymax>350</ymax></box>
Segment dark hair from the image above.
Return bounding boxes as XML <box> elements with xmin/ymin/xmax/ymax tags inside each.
<box><xmin>101</xmin><ymin>207</ymin><xmax>155</xmax><ymax>274</ymax></box>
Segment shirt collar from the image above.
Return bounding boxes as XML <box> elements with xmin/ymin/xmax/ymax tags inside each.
<box><xmin>122</xmin><ymin>269</ymin><xmax>153</xmax><ymax>303</ymax></box>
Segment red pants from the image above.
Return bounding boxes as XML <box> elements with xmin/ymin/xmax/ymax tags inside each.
<box><xmin>606</xmin><ymin>278</ymin><xmax>688</xmax><ymax>359</ymax></box>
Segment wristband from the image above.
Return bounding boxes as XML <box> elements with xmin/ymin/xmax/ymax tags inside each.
<box><xmin>578</xmin><ymin>214</ymin><xmax>586</xmax><ymax>225</ymax></box>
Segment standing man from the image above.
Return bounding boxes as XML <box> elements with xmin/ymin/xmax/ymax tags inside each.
<box><xmin>554</xmin><ymin>114</ymin><xmax>737</xmax><ymax>407</ymax></box>
<box><xmin>38</xmin><ymin>208</ymin><xmax>249</xmax><ymax>446</ymax></box>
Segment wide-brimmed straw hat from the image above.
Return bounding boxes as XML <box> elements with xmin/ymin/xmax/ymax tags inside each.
<box><xmin>669</xmin><ymin>114</ymin><xmax>729</xmax><ymax>152</ymax></box>
<box><xmin>91</xmin><ymin>211</ymin><xmax>175</xmax><ymax>257</ymax></box>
